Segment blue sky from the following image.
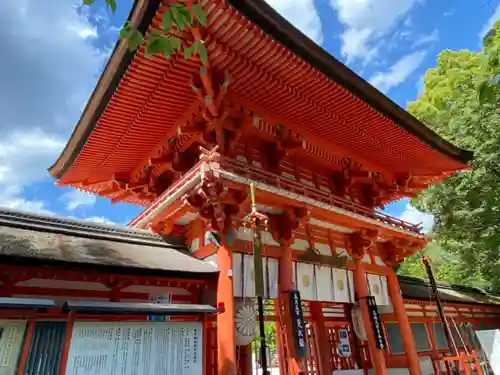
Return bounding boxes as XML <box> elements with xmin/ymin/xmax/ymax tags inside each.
<box><xmin>0</xmin><ymin>0</ymin><xmax>498</xmax><ymax>229</ymax></box>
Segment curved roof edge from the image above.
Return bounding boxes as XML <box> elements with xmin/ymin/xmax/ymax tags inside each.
<box><xmin>398</xmin><ymin>275</ymin><xmax>500</xmax><ymax>306</ymax></box>
<box><xmin>49</xmin><ymin>0</ymin><xmax>473</xmax><ymax>180</ymax></box>
<box><xmin>0</xmin><ymin>208</ymin><xmax>183</xmax><ymax>248</ymax></box>
<box><xmin>0</xmin><ymin>208</ymin><xmax>218</xmax><ymax>278</ymax></box>
<box><xmin>228</xmin><ymin>0</ymin><xmax>472</xmax><ymax>165</ymax></box>
<box><xmin>49</xmin><ymin>0</ymin><xmax>160</xmax><ymax>179</ymax></box>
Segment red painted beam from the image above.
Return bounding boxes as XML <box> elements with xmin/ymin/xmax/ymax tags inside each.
<box><xmin>11</xmin><ymin>286</ymin><xmax>196</xmax><ymax>302</ymax></box>
<box><xmin>11</xmin><ymin>286</ymin><xmax>150</xmax><ymax>300</ymax></box>
<box><xmin>0</xmin><ymin>265</ymin><xmax>209</xmax><ymax>287</ymax></box>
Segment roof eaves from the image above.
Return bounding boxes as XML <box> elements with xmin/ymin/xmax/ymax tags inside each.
<box><xmin>227</xmin><ymin>0</ymin><xmax>473</xmax><ymax>166</ymax></box>
<box><xmin>48</xmin><ymin>0</ymin><xmax>161</xmax><ymax>180</ymax></box>
<box><xmin>48</xmin><ymin>0</ymin><xmax>473</xmax><ymax>181</ymax></box>
<box><xmin>0</xmin><ymin>254</ymin><xmax>218</xmax><ymax>280</ymax></box>
<box><xmin>0</xmin><ymin>208</ymin><xmax>184</xmax><ymax>249</ymax></box>
<box><xmin>398</xmin><ymin>275</ymin><xmax>500</xmax><ymax>305</ymax></box>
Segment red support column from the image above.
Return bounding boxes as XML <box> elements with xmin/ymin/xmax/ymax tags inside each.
<box><xmin>387</xmin><ymin>268</ymin><xmax>422</xmax><ymax>375</ymax></box>
<box><xmin>238</xmin><ymin>345</ymin><xmax>253</xmax><ymax>375</ymax></box>
<box><xmin>353</xmin><ymin>255</ymin><xmax>387</xmax><ymax>375</ymax></box>
<box><xmin>310</xmin><ymin>301</ymin><xmax>331</xmax><ymax>375</ymax></box>
<box><xmin>278</xmin><ymin>243</ymin><xmax>300</xmax><ymax>375</ymax></box>
<box><xmin>280</xmin><ymin>242</ymin><xmax>294</xmax><ymax>291</ymax></box>
<box><xmin>217</xmin><ymin>241</ymin><xmax>237</xmax><ymax>375</ymax></box>
<box><xmin>16</xmin><ymin>320</ymin><xmax>35</xmax><ymax>375</ymax></box>
<box><xmin>59</xmin><ymin>312</ymin><xmax>75</xmax><ymax>375</ymax></box>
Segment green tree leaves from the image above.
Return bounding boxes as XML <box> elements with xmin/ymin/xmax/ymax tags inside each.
<box><xmin>119</xmin><ymin>21</ymin><xmax>144</xmax><ymax>52</ymax></box>
<box><xmin>82</xmin><ymin>1</ymin><xmax>208</xmax><ymax>67</ymax></box>
<box><xmin>185</xmin><ymin>42</ymin><xmax>208</xmax><ymax>65</ymax></box>
<box><xmin>193</xmin><ymin>4</ymin><xmax>207</xmax><ymax>26</ymax></box>
<box><xmin>478</xmin><ymin>80</ymin><xmax>496</xmax><ymax>105</ymax></box>
<box><xmin>105</xmin><ymin>0</ymin><xmax>116</xmax><ymax>14</ymax></box>
<box><xmin>170</xmin><ymin>4</ymin><xmax>192</xmax><ymax>31</ymax></box>
<box><xmin>404</xmin><ymin>20</ymin><xmax>500</xmax><ymax>292</ymax></box>
<box><xmin>478</xmin><ymin>20</ymin><xmax>500</xmax><ymax>105</ymax></box>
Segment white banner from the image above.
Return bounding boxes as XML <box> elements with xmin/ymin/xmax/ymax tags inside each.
<box><xmin>367</xmin><ymin>274</ymin><xmax>390</xmax><ymax>306</ymax></box>
<box><xmin>66</xmin><ymin>321</ymin><xmax>203</xmax><ymax>375</ymax></box>
<box><xmin>296</xmin><ymin>262</ymin><xmax>315</xmax><ymax>300</ymax></box>
<box><xmin>292</xmin><ymin>262</ymin><xmax>355</xmax><ymax>302</ymax></box>
<box><xmin>333</xmin><ymin>268</ymin><xmax>353</xmax><ymax>303</ymax></box>
<box><xmin>232</xmin><ymin>253</ymin><xmax>279</xmax><ymax>299</ymax></box>
<box><xmin>315</xmin><ymin>266</ymin><xmax>334</xmax><ymax>302</ymax></box>
<box><xmin>0</xmin><ymin>321</ymin><xmax>26</xmax><ymax>375</ymax></box>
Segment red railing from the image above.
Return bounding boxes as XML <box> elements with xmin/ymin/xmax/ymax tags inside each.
<box><xmin>134</xmin><ymin>151</ymin><xmax>422</xmax><ymax>234</ymax></box>
<box><xmin>128</xmin><ymin>154</ymin><xmax>209</xmax><ymax>227</ymax></box>
<box><xmin>213</xmin><ymin>156</ymin><xmax>422</xmax><ymax>234</ymax></box>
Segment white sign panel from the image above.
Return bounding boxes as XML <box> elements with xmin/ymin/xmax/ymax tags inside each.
<box><xmin>148</xmin><ymin>294</ymin><xmax>172</xmax><ymax>322</ymax></box>
<box><xmin>66</xmin><ymin>321</ymin><xmax>203</xmax><ymax>375</ymax></box>
<box><xmin>476</xmin><ymin>329</ymin><xmax>500</xmax><ymax>375</ymax></box>
<box><xmin>0</xmin><ymin>321</ymin><xmax>26</xmax><ymax>375</ymax></box>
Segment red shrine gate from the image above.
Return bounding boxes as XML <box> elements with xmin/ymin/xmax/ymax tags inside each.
<box><xmin>204</xmin><ymin>301</ymin><xmax>360</xmax><ymax>375</ymax></box>
<box><xmin>0</xmin><ymin>210</ymin><xmax>499</xmax><ymax>375</ymax></box>
<box><xmin>44</xmin><ymin>0</ymin><xmax>488</xmax><ymax>375</ymax></box>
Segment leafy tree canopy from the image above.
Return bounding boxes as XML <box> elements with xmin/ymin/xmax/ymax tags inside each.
<box><xmin>399</xmin><ymin>20</ymin><xmax>500</xmax><ymax>292</ymax></box>
<box><xmin>82</xmin><ymin>0</ymin><xmax>208</xmax><ymax>66</ymax></box>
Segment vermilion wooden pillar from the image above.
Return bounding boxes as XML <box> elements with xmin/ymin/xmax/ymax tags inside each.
<box><xmin>238</xmin><ymin>345</ymin><xmax>253</xmax><ymax>375</ymax></box>
<box><xmin>280</xmin><ymin>242</ymin><xmax>294</xmax><ymax>291</ymax></box>
<box><xmin>310</xmin><ymin>301</ymin><xmax>331</xmax><ymax>375</ymax></box>
<box><xmin>387</xmin><ymin>268</ymin><xmax>422</xmax><ymax>375</ymax></box>
<box><xmin>217</xmin><ymin>241</ymin><xmax>237</xmax><ymax>375</ymax></box>
<box><xmin>353</xmin><ymin>256</ymin><xmax>387</xmax><ymax>375</ymax></box>
<box><xmin>278</xmin><ymin>243</ymin><xmax>300</xmax><ymax>375</ymax></box>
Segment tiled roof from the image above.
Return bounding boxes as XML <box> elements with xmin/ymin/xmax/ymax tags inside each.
<box><xmin>399</xmin><ymin>275</ymin><xmax>500</xmax><ymax>306</ymax></box>
<box><xmin>49</xmin><ymin>0</ymin><xmax>472</xmax><ymax>188</ymax></box>
<box><xmin>0</xmin><ymin>209</ymin><xmax>217</xmax><ymax>277</ymax></box>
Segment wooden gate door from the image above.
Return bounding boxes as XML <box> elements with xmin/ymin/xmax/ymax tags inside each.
<box><xmin>304</xmin><ymin>322</ymin><xmax>320</xmax><ymax>375</ymax></box>
<box><xmin>325</xmin><ymin>322</ymin><xmax>359</xmax><ymax>371</ymax></box>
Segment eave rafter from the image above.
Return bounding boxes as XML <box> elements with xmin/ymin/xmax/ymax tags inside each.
<box><xmin>131</xmin><ymin>149</ymin><xmax>428</xmax><ymax>243</ymax></box>
<box><xmin>267</xmin><ymin>206</ymin><xmax>309</xmax><ymax>243</ymax></box>
<box><xmin>378</xmin><ymin>237</ymin><xmax>428</xmax><ymax>265</ymax></box>
<box><xmin>329</xmin><ymin>165</ymin><xmax>430</xmax><ymax>208</ymax></box>
<box><xmin>148</xmin><ymin>170</ymin><xmax>249</xmax><ymax>235</ymax></box>
<box><xmin>54</xmin><ymin>1</ymin><xmax>459</xmax><ymax>207</ymax></box>
<box><xmin>346</xmin><ymin>228</ymin><xmax>425</xmax><ymax>263</ymax></box>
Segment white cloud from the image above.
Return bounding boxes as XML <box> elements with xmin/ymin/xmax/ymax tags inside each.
<box><xmin>265</xmin><ymin>0</ymin><xmax>323</xmax><ymax>45</ymax></box>
<box><xmin>369</xmin><ymin>50</ymin><xmax>427</xmax><ymax>93</ymax></box>
<box><xmin>0</xmin><ymin>186</ymin><xmax>54</xmax><ymax>216</ymax></box>
<box><xmin>75</xmin><ymin>26</ymin><xmax>98</xmax><ymax>39</ymax></box>
<box><xmin>330</xmin><ymin>0</ymin><xmax>422</xmax><ymax>63</ymax></box>
<box><xmin>398</xmin><ymin>30</ymin><xmax>412</xmax><ymax>41</ymax></box>
<box><xmin>413</xmin><ymin>29</ymin><xmax>439</xmax><ymax>48</ymax></box>
<box><xmin>479</xmin><ymin>4</ymin><xmax>500</xmax><ymax>40</ymax></box>
<box><xmin>83</xmin><ymin>216</ymin><xmax>117</xmax><ymax>225</ymax></box>
<box><xmin>399</xmin><ymin>203</ymin><xmax>434</xmax><ymax>233</ymax></box>
<box><xmin>0</xmin><ymin>0</ymin><xmax>106</xmax><ymax>213</ymax></box>
<box><xmin>415</xmin><ymin>74</ymin><xmax>426</xmax><ymax>95</ymax></box>
<box><xmin>0</xmin><ymin>130</ymin><xmax>65</xmax><ymax>187</ymax></box>
<box><xmin>61</xmin><ymin>189</ymin><xmax>97</xmax><ymax>211</ymax></box>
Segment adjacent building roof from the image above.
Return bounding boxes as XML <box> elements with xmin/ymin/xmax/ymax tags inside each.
<box><xmin>0</xmin><ymin>210</ymin><xmax>496</xmax><ymax>306</ymax></box>
<box><xmin>399</xmin><ymin>275</ymin><xmax>500</xmax><ymax>306</ymax></box>
<box><xmin>0</xmin><ymin>209</ymin><xmax>217</xmax><ymax>278</ymax></box>
<box><xmin>49</xmin><ymin>0</ymin><xmax>472</xmax><ymax>188</ymax></box>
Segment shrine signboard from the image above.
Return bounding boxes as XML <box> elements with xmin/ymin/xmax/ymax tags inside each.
<box><xmin>0</xmin><ymin>321</ymin><xmax>26</xmax><ymax>375</ymax></box>
<box><xmin>366</xmin><ymin>296</ymin><xmax>387</xmax><ymax>350</ymax></box>
<box><xmin>289</xmin><ymin>290</ymin><xmax>308</xmax><ymax>358</ymax></box>
<box><xmin>66</xmin><ymin>321</ymin><xmax>202</xmax><ymax>375</ymax></box>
